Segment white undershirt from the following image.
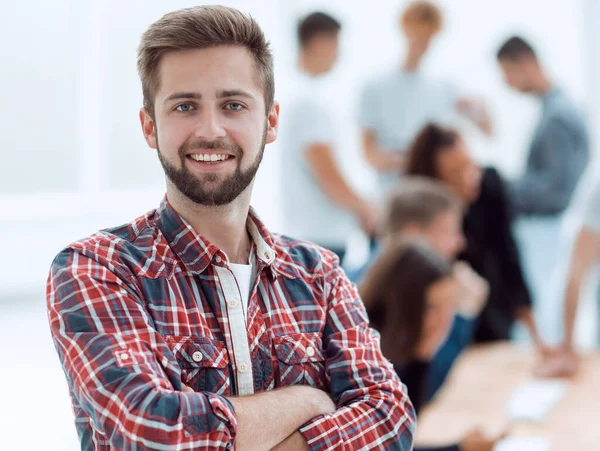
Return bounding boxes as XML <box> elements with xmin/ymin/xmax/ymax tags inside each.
<box><xmin>228</xmin><ymin>247</ymin><xmax>256</xmax><ymax>320</ymax></box>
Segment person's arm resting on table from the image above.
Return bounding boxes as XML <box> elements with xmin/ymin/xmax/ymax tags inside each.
<box><xmin>48</xmin><ymin>247</ymin><xmax>334</xmax><ymax>450</ymax></box>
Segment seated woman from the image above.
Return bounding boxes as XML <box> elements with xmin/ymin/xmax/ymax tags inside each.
<box><xmin>405</xmin><ymin>123</ymin><xmax>546</xmax><ymax>351</ymax></box>
<box><xmin>360</xmin><ymin>240</ymin><xmax>503</xmax><ymax>451</ymax></box>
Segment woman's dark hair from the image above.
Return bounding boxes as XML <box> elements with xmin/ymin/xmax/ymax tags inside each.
<box><xmin>406</xmin><ymin>123</ymin><xmax>460</xmax><ymax>179</ymax></box>
<box><xmin>359</xmin><ymin>239</ymin><xmax>453</xmax><ymax>363</ymax></box>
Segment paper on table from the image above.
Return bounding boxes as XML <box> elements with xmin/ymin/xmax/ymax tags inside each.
<box><xmin>506</xmin><ymin>379</ymin><xmax>567</xmax><ymax>422</ymax></box>
<box><xmin>494</xmin><ymin>436</ymin><xmax>550</xmax><ymax>451</ymax></box>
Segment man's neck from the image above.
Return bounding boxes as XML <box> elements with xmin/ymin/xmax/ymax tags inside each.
<box><xmin>535</xmin><ymin>77</ymin><xmax>553</xmax><ymax>97</ymax></box>
<box><xmin>166</xmin><ymin>185</ymin><xmax>254</xmax><ymax>264</ymax></box>
<box><xmin>402</xmin><ymin>52</ymin><xmax>422</xmax><ymax>72</ymax></box>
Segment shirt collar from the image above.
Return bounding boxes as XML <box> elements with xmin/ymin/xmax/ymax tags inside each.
<box><xmin>156</xmin><ymin>196</ymin><xmax>279</xmax><ymax>276</ymax></box>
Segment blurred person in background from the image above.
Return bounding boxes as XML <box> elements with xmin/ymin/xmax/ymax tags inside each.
<box><xmin>360</xmin><ymin>240</ymin><xmax>505</xmax><ymax>451</ymax></box>
<box><xmin>359</xmin><ymin>0</ymin><xmax>492</xmax><ymax>195</ymax></box>
<box><xmin>497</xmin><ymin>36</ymin><xmax>589</xmax><ymax>219</ymax></box>
<box><xmin>537</xmin><ymin>177</ymin><xmax>600</xmax><ymax>378</ymax></box>
<box><xmin>406</xmin><ymin>123</ymin><xmax>548</xmax><ymax>353</ymax></box>
<box><xmin>347</xmin><ymin>176</ymin><xmax>467</xmax><ymax>282</ymax></box>
<box><xmin>497</xmin><ymin>36</ymin><xmax>590</xmax><ymax>342</ymax></box>
<box><xmin>351</xmin><ymin>178</ymin><xmax>488</xmax><ymax>400</ymax></box>
<box><xmin>280</xmin><ymin>12</ymin><xmax>377</xmax><ymax>262</ymax></box>
<box><xmin>46</xmin><ymin>6</ymin><xmax>416</xmax><ymax>450</ymax></box>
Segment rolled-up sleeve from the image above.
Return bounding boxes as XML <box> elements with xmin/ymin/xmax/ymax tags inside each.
<box><xmin>299</xmin><ymin>265</ymin><xmax>416</xmax><ymax>450</ymax></box>
<box><xmin>47</xmin><ymin>247</ymin><xmax>237</xmax><ymax>450</ymax></box>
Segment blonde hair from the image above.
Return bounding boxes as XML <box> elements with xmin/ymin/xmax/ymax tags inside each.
<box><xmin>137</xmin><ymin>5</ymin><xmax>274</xmax><ymax>117</ymax></box>
<box><xmin>401</xmin><ymin>1</ymin><xmax>443</xmax><ymax>37</ymax></box>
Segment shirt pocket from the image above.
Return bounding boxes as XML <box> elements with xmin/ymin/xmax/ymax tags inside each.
<box><xmin>165</xmin><ymin>335</ymin><xmax>231</xmax><ymax>396</ymax></box>
<box><xmin>273</xmin><ymin>332</ymin><xmax>328</xmax><ymax>391</ymax></box>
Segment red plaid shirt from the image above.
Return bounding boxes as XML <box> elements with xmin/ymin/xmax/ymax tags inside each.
<box><xmin>47</xmin><ymin>198</ymin><xmax>415</xmax><ymax>450</ymax></box>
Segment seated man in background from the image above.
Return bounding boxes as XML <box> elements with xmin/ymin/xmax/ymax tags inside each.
<box><xmin>280</xmin><ymin>11</ymin><xmax>377</xmax><ymax>262</ymax></box>
<box><xmin>406</xmin><ymin>123</ymin><xmax>548</xmax><ymax>353</ymax></box>
<box><xmin>538</xmin><ymin>176</ymin><xmax>600</xmax><ymax>378</ymax></box>
<box><xmin>350</xmin><ymin>177</ymin><xmax>488</xmax><ymax>399</ymax></box>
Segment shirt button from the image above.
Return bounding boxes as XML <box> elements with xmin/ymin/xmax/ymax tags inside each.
<box><xmin>215</xmin><ymin>255</ymin><xmax>222</xmax><ymax>264</ymax></box>
<box><xmin>120</xmin><ymin>352</ymin><xmax>130</xmax><ymax>360</ymax></box>
<box><xmin>306</xmin><ymin>346</ymin><xmax>315</xmax><ymax>358</ymax></box>
<box><xmin>228</xmin><ymin>299</ymin><xmax>238</xmax><ymax>309</ymax></box>
<box><xmin>264</xmin><ymin>251</ymin><xmax>271</xmax><ymax>260</ymax></box>
<box><xmin>192</xmin><ymin>351</ymin><xmax>203</xmax><ymax>362</ymax></box>
<box><xmin>239</xmin><ymin>363</ymin><xmax>250</xmax><ymax>373</ymax></box>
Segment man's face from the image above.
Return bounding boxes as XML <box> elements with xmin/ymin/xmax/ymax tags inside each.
<box><xmin>310</xmin><ymin>32</ymin><xmax>340</xmax><ymax>74</ymax></box>
<box><xmin>140</xmin><ymin>45</ymin><xmax>279</xmax><ymax>206</ymax></box>
<box><xmin>421</xmin><ymin>210</ymin><xmax>466</xmax><ymax>260</ymax></box>
<box><xmin>401</xmin><ymin>209</ymin><xmax>466</xmax><ymax>261</ymax></box>
<box><xmin>406</xmin><ymin>32</ymin><xmax>433</xmax><ymax>61</ymax></box>
<box><xmin>499</xmin><ymin>57</ymin><xmax>534</xmax><ymax>93</ymax></box>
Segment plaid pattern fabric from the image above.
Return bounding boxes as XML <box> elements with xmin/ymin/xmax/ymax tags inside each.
<box><xmin>47</xmin><ymin>197</ymin><xmax>415</xmax><ymax>450</ymax></box>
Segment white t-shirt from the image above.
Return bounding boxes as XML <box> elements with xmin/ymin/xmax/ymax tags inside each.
<box><xmin>359</xmin><ymin>69</ymin><xmax>458</xmax><ymax>194</ymax></box>
<box><xmin>279</xmin><ymin>72</ymin><xmax>353</xmax><ymax>248</ymax></box>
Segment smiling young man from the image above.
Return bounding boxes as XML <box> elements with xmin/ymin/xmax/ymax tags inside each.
<box><xmin>46</xmin><ymin>6</ymin><xmax>415</xmax><ymax>451</ymax></box>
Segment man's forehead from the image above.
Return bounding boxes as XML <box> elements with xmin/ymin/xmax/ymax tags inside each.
<box><xmin>157</xmin><ymin>46</ymin><xmax>262</xmax><ymax>99</ymax></box>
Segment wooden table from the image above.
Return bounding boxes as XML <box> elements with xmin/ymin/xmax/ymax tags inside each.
<box><xmin>415</xmin><ymin>343</ymin><xmax>600</xmax><ymax>450</ymax></box>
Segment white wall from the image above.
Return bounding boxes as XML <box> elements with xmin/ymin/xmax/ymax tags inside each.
<box><xmin>0</xmin><ymin>0</ymin><xmax>592</xmax><ymax>300</ymax></box>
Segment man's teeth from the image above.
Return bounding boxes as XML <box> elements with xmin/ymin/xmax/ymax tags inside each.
<box><xmin>189</xmin><ymin>154</ymin><xmax>230</xmax><ymax>162</ymax></box>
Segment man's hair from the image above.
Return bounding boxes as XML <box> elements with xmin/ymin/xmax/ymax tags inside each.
<box><xmin>401</xmin><ymin>1</ymin><xmax>443</xmax><ymax>37</ymax></box>
<box><xmin>138</xmin><ymin>5</ymin><xmax>274</xmax><ymax>118</ymax></box>
<box><xmin>384</xmin><ymin>177</ymin><xmax>461</xmax><ymax>235</ymax></box>
<box><xmin>496</xmin><ymin>36</ymin><xmax>536</xmax><ymax>61</ymax></box>
<box><xmin>297</xmin><ymin>12</ymin><xmax>341</xmax><ymax>48</ymax></box>
<box><xmin>406</xmin><ymin>123</ymin><xmax>460</xmax><ymax>179</ymax></box>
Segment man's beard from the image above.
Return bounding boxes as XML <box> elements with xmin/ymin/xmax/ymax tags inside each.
<box><xmin>157</xmin><ymin>127</ymin><xmax>266</xmax><ymax>207</ymax></box>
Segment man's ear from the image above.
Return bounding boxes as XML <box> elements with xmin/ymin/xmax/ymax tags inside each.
<box><xmin>265</xmin><ymin>101</ymin><xmax>280</xmax><ymax>145</ymax></box>
<box><xmin>140</xmin><ymin>107</ymin><xmax>157</xmax><ymax>149</ymax></box>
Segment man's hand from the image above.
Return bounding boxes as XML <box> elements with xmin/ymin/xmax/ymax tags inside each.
<box><xmin>535</xmin><ymin>347</ymin><xmax>580</xmax><ymax>378</ymax></box>
<box><xmin>354</xmin><ymin>200</ymin><xmax>380</xmax><ymax>237</ymax></box>
<box><xmin>453</xmin><ymin>261</ymin><xmax>489</xmax><ymax>318</ymax></box>
<box><xmin>459</xmin><ymin>429</ymin><xmax>506</xmax><ymax>451</ymax></box>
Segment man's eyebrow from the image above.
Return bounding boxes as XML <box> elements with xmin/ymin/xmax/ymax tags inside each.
<box><xmin>218</xmin><ymin>89</ymin><xmax>255</xmax><ymax>99</ymax></box>
<box><xmin>163</xmin><ymin>92</ymin><xmax>202</xmax><ymax>104</ymax></box>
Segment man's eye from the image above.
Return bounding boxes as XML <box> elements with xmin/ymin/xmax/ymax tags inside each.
<box><xmin>176</xmin><ymin>104</ymin><xmax>194</xmax><ymax>112</ymax></box>
<box><xmin>226</xmin><ymin>103</ymin><xmax>243</xmax><ymax>111</ymax></box>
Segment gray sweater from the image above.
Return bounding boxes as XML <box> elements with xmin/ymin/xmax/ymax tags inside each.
<box><xmin>510</xmin><ymin>88</ymin><xmax>589</xmax><ymax>216</ymax></box>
